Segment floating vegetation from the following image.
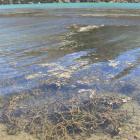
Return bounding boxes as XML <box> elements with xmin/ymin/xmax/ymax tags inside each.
<box><xmin>108</xmin><ymin>60</ymin><xmax>120</xmax><ymax>68</ymax></box>
<box><xmin>0</xmin><ymin>92</ymin><xmax>135</xmax><ymax>140</ymax></box>
<box><xmin>25</xmin><ymin>73</ymin><xmax>46</xmax><ymax>80</ymax></box>
<box><xmin>38</xmin><ymin>60</ymin><xmax>89</xmax><ymax>81</ymax></box>
<box><xmin>68</xmin><ymin>24</ymin><xmax>104</xmax><ymax>32</ymax></box>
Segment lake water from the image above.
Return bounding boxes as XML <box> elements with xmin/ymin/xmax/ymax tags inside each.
<box><xmin>0</xmin><ymin>3</ymin><xmax>140</xmax><ymax>9</ymax></box>
<box><xmin>0</xmin><ymin>5</ymin><xmax>140</xmax><ymax>102</ymax></box>
<box><xmin>0</xmin><ymin>4</ymin><xmax>140</xmax><ymax>140</ymax></box>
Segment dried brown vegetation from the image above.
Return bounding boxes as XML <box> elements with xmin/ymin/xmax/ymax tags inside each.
<box><xmin>0</xmin><ymin>93</ymin><xmax>132</xmax><ymax>140</ymax></box>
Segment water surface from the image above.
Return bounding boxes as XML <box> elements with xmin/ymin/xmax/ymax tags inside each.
<box><xmin>0</xmin><ymin>3</ymin><xmax>140</xmax><ymax>10</ymax></box>
<box><xmin>0</xmin><ymin>8</ymin><xmax>140</xmax><ymax>100</ymax></box>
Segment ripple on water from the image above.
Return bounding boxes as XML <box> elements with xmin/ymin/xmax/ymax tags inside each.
<box><xmin>0</xmin><ymin>9</ymin><xmax>140</xmax><ymax>97</ymax></box>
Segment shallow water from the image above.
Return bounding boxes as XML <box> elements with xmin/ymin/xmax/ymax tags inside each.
<box><xmin>0</xmin><ymin>3</ymin><xmax>140</xmax><ymax>10</ymax></box>
<box><xmin>0</xmin><ymin>6</ymin><xmax>140</xmax><ymax>140</ymax></box>
<box><xmin>0</xmin><ymin>8</ymin><xmax>140</xmax><ymax>101</ymax></box>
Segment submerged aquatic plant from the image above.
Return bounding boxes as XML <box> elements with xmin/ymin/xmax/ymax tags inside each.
<box><xmin>0</xmin><ymin>92</ymin><xmax>133</xmax><ymax>140</ymax></box>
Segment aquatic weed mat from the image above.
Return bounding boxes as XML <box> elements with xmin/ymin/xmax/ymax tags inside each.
<box><xmin>0</xmin><ymin>92</ymin><xmax>139</xmax><ymax>140</ymax></box>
